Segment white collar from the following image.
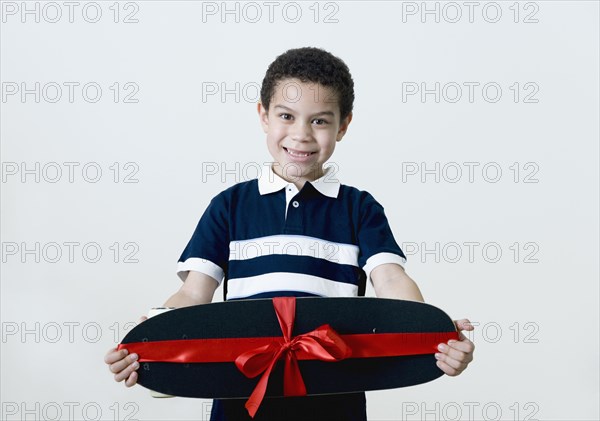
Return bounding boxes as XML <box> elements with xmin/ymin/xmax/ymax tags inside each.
<box><xmin>257</xmin><ymin>163</ymin><xmax>341</xmax><ymax>198</ymax></box>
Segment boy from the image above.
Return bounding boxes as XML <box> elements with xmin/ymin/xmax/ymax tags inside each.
<box><xmin>105</xmin><ymin>47</ymin><xmax>475</xmax><ymax>420</ymax></box>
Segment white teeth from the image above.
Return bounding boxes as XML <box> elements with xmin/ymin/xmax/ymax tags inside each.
<box><xmin>286</xmin><ymin>148</ymin><xmax>311</xmax><ymax>157</ymax></box>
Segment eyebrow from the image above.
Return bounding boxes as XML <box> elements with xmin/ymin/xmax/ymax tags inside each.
<box><xmin>273</xmin><ymin>105</ymin><xmax>335</xmax><ymax>117</ymax></box>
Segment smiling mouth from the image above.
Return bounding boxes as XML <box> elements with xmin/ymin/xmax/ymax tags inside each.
<box><xmin>284</xmin><ymin>147</ymin><xmax>316</xmax><ymax>157</ymax></box>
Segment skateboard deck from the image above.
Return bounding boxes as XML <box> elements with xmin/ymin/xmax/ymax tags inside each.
<box><xmin>118</xmin><ymin>297</ymin><xmax>458</xmax><ymax>415</ymax></box>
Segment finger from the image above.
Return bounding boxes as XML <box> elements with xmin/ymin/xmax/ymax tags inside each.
<box><xmin>454</xmin><ymin>319</ymin><xmax>474</xmax><ymax>331</ymax></box>
<box><xmin>442</xmin><ymin>347</ymin><xmax>467</xmax><ymax>363</ymax></box>
<box><xmin>125</xmin><ymin>371</ymin><xmax>138</xmax><ymax>388</ymax></box>
<box><xmin>448</xmin><ymin>337</ymin><xmax>475</xmax><ymax>355</ymax></box>
<box><xmin>109</xmin><ymin>353</ymin><xmax>139</xmax><ymax>375</ymax></box>
<box><xmin>138</xmin><ymin>315</ymin><xmax>148</xmax><ymax>324</ymax></box>
<box><xmin>436</xmin><ymin>344</ymin><xmax>469</xmax><ymax>365</ymax></box>
<box><xmin>435</xmin><ymin>350</ymin><xmax>468</xmax><ymax>370</ymax></box>
<box><xmin>435</xmin><ymin>359</ymin><xmax>461</xmax><ymax>377</ymax></box>
<box><xmin>114</xmin><ymin>360</ymin><xmax>139</xmax><ymax>383</ymax></box>
<box><xmin>435</xmin><ymin>349</ymin><xmax>471</xmax><ymax>368</ymax></box>
<box><xmin>104</xmin><ymin>348</ymin><xmax>128</xmax><ymax>365</ymax></box>
<box><xmin>114</xmin><ymin>359</ymin><xmax>140</xmax><ymax>383</ymax></box>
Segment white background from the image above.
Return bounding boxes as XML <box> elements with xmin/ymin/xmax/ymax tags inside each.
<box><xmin>1</xmin><ymin>1</ymin><xmax>598</xmax><ymax>420</ymax></box>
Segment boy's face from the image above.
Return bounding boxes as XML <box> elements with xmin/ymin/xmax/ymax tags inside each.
<box><xmin>258</xmin><ymin>78</ymin><xmax>352</xmax><ymax>186</ymax></box>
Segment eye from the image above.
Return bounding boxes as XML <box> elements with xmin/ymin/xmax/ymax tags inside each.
<box><xmin>279</xmin><ymin>113</ymin><xmax>293</xmax><ymax>120</ymax></box>
<box><xmin>312</xmin><ymin>118</ymin><xmax>328</xmax><ymax>125</ymax></box>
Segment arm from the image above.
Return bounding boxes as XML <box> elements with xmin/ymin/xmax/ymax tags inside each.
<box><xmin>370</xmin><ymin>263</ymin><xmax>474</xmax><ymax>376</ymax></box>
<box><xmin>105</xmin><ymin>271</ymin><xmax>219</xmax><ymax>386</ymax></box>
<box><xmin>370</xmin><ymin>263</ymin><xmax>424</xmax><ymax>302</ymax></box>
<box><xmin>163</xmin><ymin>270</ymin><xmax>219</xmax><ymax>307</ymax></box>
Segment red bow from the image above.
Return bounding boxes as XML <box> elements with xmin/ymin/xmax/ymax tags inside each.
<box><xmin>234</xmin><ymin>297</ymin><xmax>352</xmax><ymax>418</ymax></box>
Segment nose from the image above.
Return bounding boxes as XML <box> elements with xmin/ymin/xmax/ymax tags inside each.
<box><xmin>289</xmin><ymin>121</ymin><xmax>312</xmax><ymax>142</ymax></box>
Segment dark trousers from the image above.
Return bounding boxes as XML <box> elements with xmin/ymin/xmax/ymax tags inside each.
<box><xmin>210</xmin><ymin>392</ymin><xmax>367</xmax><ymax>421</ymax></box>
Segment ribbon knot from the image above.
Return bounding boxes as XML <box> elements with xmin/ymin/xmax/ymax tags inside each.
<box><xmin>281</xmin><ymin>340</ymin><xmax>294</xmax><ymax>352</ymax></box>
<box><xmin>234</xmin><ymin>297</ymin><xmax>351</xmax><ymax>418</ymax></box>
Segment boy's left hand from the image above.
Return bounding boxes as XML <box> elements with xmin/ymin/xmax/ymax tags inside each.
<box><xmin>434</xmin><ymin>319</ymin><xmax>475</xmax><ymax>376</ymax></box>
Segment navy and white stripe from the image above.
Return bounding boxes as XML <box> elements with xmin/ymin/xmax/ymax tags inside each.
<box><xmin>177</xmin><ymin>164</ymin><xmax>406</xmax><ymax>300</ymax></box>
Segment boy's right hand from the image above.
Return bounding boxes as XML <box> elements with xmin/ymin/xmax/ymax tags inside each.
<box><xmin>104</xmin><ymin>315</ymin><xmax>147</xmax><ymax>387</ymax></box>
<box><xmin>105</xmin><ymin>272</ymin><xmax>218</xmax><ymax>388</ymax></box>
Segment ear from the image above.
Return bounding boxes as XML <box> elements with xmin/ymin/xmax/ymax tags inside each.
<box><xmin>257</xmin><ymin>102</ymin><xmax>269</xmax><ymax>133</ymax></box>
<box><xmin>336</xmin><ymin>112</ymin><xmax>353</xmax><ymax>142</ymax></box>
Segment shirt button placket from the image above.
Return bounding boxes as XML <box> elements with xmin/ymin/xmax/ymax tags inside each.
<box><xmin>283</xmin><ymin>198</ymin><xmax>302</xmax><ymax>234</ymax></box>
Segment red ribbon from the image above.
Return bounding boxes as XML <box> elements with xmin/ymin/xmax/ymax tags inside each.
<box><xmin>118</xmin><ymin>298</ymin><xmax>459</xmax><ymax>418</ymax></box>
<box><xmin>234</xmin><ymin>297</ymin><xmax>352</xmax><ymax>417</ymax></box>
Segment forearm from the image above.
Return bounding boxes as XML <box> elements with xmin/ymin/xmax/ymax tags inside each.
<box><xmin>163</xmin><ymin>289</ymin><xmax>213</xmax><ymax>307</ymax></box>
<box><xmin>163</xmin><ymin>271</ymin><xmax>218</xmax><ymax>308</ymax></box>
<box><xmin>371</xmin><ymin>264</ymin><xmax>425</xmax><ymax>302</ymax></box>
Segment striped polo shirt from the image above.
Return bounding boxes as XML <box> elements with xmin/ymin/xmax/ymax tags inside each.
<box><xmin>177</xmin><ymin>164</ymin><xmax>406</xmax><ymax>300</ymax></box>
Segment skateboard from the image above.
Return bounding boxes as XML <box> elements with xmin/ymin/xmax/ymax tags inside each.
<box><xmin>119</xmin><ymin>297</ymin><xmax>458</xmax><ymax>417</ymax></box>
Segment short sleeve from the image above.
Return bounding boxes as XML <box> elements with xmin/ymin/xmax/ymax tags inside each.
<box><xmin>356</xmin><ymin>193</ymin><xmax>406</xmax><ymax>283</ymax></box>
<box><xmin>177</xmin><ymin>193</ymin><xmax>230</xmax><ymax>284</ymax></box>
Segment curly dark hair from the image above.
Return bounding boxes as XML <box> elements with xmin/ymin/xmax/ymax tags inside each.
<box><xmin>260</xmin><ymin>47</ymin><xmax>354</xmax><ymax>121</ymax></box>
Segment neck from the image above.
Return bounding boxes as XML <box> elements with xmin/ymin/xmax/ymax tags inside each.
<box><xmin>272</xmin><ymin>164</ymin><xmax>325</xmax><ymax>189</ymax></box>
